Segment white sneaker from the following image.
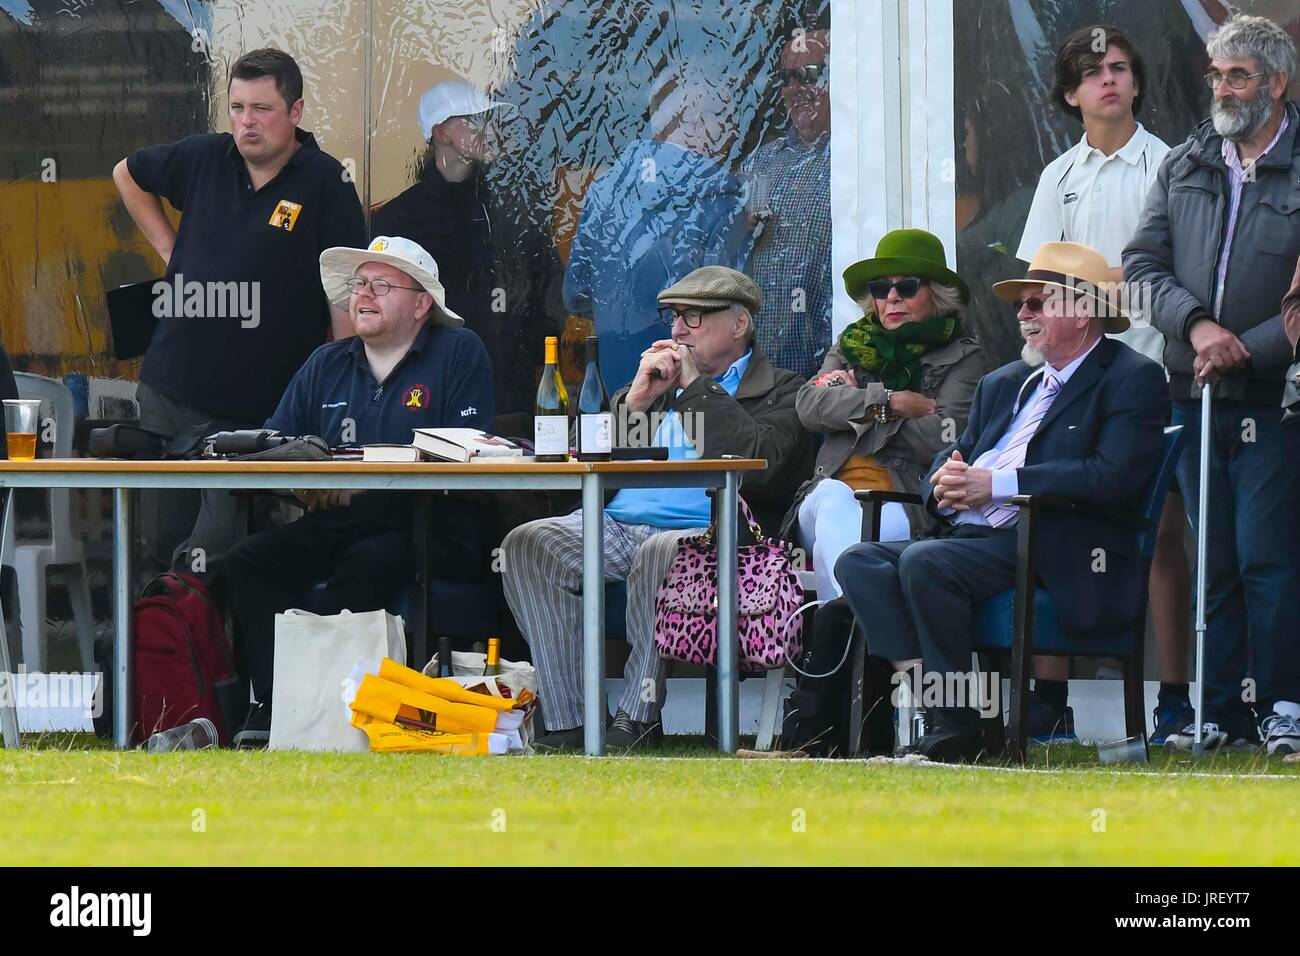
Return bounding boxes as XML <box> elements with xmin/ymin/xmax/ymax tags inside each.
<box><xmin>1164</xmin><ymin>721</ymin><xmax>1253</xmax><ymax>752</ymax></box>
<box><xmin>1260</xmin><ymin>712</ymin><xmax>1300</xmax><ymax>757</ymax></box>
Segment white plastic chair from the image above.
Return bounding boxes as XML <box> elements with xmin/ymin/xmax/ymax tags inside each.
<box><xmin>8</xmin><ymin>373</ymin><xmax>96</xmax><ymax>672</ymax></box>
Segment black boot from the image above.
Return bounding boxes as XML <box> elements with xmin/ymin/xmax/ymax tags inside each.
<box><xmin>902</xmin><ymin>707</ymin><xmax>984</xmax><ymax>763</ymax></box>
<box><xmin>784</xmin><ymin>597</ymin><xmax>856</xmax><ymax>755</ymax></box>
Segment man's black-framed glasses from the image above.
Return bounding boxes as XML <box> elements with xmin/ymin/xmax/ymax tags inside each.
<box><xmin>1204</xmin><ymin>69</ymin><xmax>1264</xmax><ymax>91</ymax></box>
<box><xmin>867</xmin><ymin>277</ymin><xmax>929</xmax><ymax>300</ymax></box>
<box><xmin>346</xmin><ymin>276</ymin><xmax>425</xmax><ymax>296</ymax></box>
<box><xmin>659</xmin><ymin>305</ymin><xmax>730</xmax><ymax>329</ymax></box>
<box><xmin>778</xmin><ymin>64</ymin><xmax>828</xmax><ymax>87</ymax></box>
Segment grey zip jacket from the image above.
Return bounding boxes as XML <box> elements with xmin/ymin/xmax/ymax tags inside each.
<box><xmin>1123</xmin><ymin>99</ymin><xmax>1300</xmax><ymax>403</ymax></box>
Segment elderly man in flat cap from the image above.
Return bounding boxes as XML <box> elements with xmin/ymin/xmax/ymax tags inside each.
<box><xmin>502</xmin><ymin>266</ymin><xmax>813</xmax><ymax>750</ymax></box>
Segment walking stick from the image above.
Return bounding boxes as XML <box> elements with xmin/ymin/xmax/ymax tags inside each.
<box><xmin>1193</xmin><ymin>382</ymin><xmax>1211</xmax><ymax>757</ymax></box>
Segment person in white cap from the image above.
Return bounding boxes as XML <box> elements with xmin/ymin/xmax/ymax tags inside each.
<box><xmin>225</xmin><ymin>236</ymin><xmax>495</xmax><ymax>748</ymax></box>
<box><xmin>371</xmin><ymin>81</ymin><xmax>535</xmax><ymax>414</ymax></box>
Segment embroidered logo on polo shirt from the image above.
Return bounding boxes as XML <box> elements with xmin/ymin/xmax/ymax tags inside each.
<box><xmin>403</xmin><ymin>384</ymin><xmax>428</xmax><ymax>410</ymax></box>
<box><xmin>269</xmin><ymin>200</ymin><xmax>303</xmax><ymax>231</ymax></box>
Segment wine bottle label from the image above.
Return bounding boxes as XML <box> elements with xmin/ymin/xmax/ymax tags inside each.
<box><xmin>580</xmin><ymin>412</ymin><xmax>612</xmax><ymax>453</ymax></box>
<box><xmin>534</xmin><ymin>415</ymin><xmax>568</xmax><ymax>456</ymax></box>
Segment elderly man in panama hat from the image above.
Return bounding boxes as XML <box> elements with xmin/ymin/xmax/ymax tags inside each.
<box><xmin>835</xmin><ymin>241</ymin><xmax>1168</xmax><ymax>763</ymax></box>
<box><xmin>501</xmin><ymin>266</ymin><xmax>813</xmax><ymax>751</ymax></box>
<box><xmin>225</xmin><ymin>236</ymin><xmax>496</xmax><ymax>748</ymax></box>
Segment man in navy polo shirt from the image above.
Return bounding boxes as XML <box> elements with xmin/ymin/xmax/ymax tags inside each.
<box><xmin>113</xmin><ymin>48</ymin><xmax>366</xmax><ymax>574</ymax></box>
<box><xmin>224</xmin><ymin>236</ymin><xmax>495</xmax><ymax>748</ymax></box>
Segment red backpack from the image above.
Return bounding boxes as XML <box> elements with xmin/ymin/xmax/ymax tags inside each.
<box><xmin>133</xmin><ymin>572</ymin><xmax>243</xmax><ymax>745</ymax></box>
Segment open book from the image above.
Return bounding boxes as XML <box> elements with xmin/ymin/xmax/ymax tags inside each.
<box><xmin>411</xmin><ymin>428</ymin><xmax>523</xmax><ymax>463</ymax></box>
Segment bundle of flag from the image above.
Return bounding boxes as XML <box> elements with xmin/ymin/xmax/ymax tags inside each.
<box><xmin>343</xmin><ymin>658</ymin><xmax>529</xmax><ymax>755</ymax></box>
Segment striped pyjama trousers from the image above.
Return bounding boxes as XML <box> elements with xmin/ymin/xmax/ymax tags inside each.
<box><xmin>501</xmin><ymin>510</ymin><xmax>703</xmax><ymax>731</ymax></box>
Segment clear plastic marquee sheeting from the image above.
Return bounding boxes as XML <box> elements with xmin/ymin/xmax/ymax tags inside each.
<box><xmin>1</xmin><ymin>0</ymin><xmax>1297</xmax><ymax>405</ymax></box>
<box><xmin>0</xmin><ymin>0</ymin><xmax>833</xmax><ymax>411</ymax></box>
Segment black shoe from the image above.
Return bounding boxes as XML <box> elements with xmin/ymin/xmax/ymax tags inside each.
<box><xmin>232</xmin><ymin>702</ymin><xmax>271</xmax><ymax>750</ymax></box>
<box><xmin>908</xmin><ymin>709</ymin><xmax>984</xmax><ymax>764</ymax></box>
<box><xmin>1027</xmin><ymin>689</ymin><xmax>1076</xmax><ymax>743</ymax></box>
<box><xmin>606</xmin><ymin>709</ymin><xmax>663</xmax><ymax>751</ymax></box>
<box><xmin>532</xmin><ymin>726</ymin><xmax>585</xmax><ymax>751</ymax></box>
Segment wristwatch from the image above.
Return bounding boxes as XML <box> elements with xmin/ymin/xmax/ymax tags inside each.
<box><xmin>876</xmin><ymin>389</ymin><xmax>895</xmax><ymax>424</ymax></box>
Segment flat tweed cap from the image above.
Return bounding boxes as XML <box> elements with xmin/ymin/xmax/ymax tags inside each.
<box><xmin>657</xmin><ymin>266</ymin><xmax>763</xmax><ymax>313</ymax></box>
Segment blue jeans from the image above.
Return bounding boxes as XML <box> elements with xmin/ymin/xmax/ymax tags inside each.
<box><xmin>1172</xmin><ymin>399</ymin><xmax>1300</xmax><ymax>723</ymax></box>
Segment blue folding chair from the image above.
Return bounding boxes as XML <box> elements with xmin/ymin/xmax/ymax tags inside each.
<box><xmin>852</xmin><ymin>425</ymin><xmax>1185</xmax><ymax>761</ymax></box>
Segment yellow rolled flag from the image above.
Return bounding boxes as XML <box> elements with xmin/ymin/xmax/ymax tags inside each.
<box><xmin>351</xmin><ymin>673</ymin><xmax>499</xmax><ymax>736</ymax></box>
<box><xmin>377</xmin><ymin>657</ymin><xmax>518</xmax><ymax>711</ymax></box>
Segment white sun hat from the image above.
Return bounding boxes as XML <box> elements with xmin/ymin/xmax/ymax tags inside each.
<box><xmin>418</xmin><ymin>79</ymin><xmax>513</xmax><ymax>141</ymax></box>
<box><xmin>319</xmin><ymin>236</ymin><xmax>465</xmax><ymax>328</ymax></box>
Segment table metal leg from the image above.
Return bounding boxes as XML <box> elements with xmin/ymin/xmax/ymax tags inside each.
<box><xmin>0</xmin><ymin>487</ymin><xmax>17</xmax><ymax>749</ymax></box>
<box><xmin>581</xmin><ymin>472</ymin><xmax>605</xmax><ymax>756</ymax></box>
<box><xmin>113</xmin><ymin>488</ymin><xmax>133</xmax><ymax>749</ymax></box>
<box><xmin>716</xmin><ymin>471</ymin><xmax>739</xmax><ymax>753</ymax></box>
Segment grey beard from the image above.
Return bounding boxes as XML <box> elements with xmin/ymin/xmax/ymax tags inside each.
<box><xmin>1021</xmin><ymin>342</ymin><xmax>1046</xmax><ymax>367</ymax></box>
<box><xmin>1212</xmin><ymin>84</ymin><xmax>1273</xmax><ymax>142</ymax></box>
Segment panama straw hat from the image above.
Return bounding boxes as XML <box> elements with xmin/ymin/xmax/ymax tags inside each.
<box><xmin>993</xmin><ymin>241</ymin><xmax>1129</xmax><ymax>333</ymax></box>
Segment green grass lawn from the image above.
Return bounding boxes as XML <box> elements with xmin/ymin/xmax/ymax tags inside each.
<box><xmin>3</xmin><ymin>736</ymin><xmax>1298</xmax><ymax>866</ymax></box>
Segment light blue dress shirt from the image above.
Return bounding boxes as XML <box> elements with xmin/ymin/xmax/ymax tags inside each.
<box><xmin>604</xmin><ymin>349</ymin><xmax>752</xmax><ymax>528</ymax></box>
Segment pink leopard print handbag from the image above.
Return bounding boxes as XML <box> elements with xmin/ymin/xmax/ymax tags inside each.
<box><xmin>654</xmin><ymin>497</ymin><xmax>804</xmax><ymax>673</ymax></box>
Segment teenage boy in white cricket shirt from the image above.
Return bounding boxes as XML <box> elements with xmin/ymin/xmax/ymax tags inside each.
<box><xmin>1017</xmin><ymin>25</ymin><xmax>1192</xmax><ymax>746</ymax></box>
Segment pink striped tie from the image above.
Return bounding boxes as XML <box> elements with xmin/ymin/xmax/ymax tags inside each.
<box><xmin>981</xmin><ymin>372</ymin><xmax>1060</xmax><ymax>527</ymax></box>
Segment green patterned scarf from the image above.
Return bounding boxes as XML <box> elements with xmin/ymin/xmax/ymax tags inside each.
<box><xmin>838</xmin><ymin>310</ymin><xmax>963</xmax><ymax>389</ymax></box>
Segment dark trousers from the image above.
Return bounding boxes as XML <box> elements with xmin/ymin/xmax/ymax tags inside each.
<box><xmin>225</xmin><ymin>495</ymin><xmax>492</xmax><ymax>703</ymax></box>
<box><xmin>224</xmin><ymin>506</ymin><xmax>414</xmax><ymax>703</ymax></box>
<box><xmin>833</xmin><ymin>525</ymin><xmax>1018</xmax><ymax>701</ymax></box>
<box><xmin>137</xmin><ymin>382</ymin><xmax>257</xmax><ymax>575</ymax></box>
<box><xmin>1172</xmin><ymin>399</ymin><xmax>1300</xmax><ymax>720</ymax></box>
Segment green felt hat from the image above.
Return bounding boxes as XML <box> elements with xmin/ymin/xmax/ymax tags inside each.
<box><xmin>843</xmin><ymin>229</ymin><xmax>970</xmax><ymax>304</ymax></box>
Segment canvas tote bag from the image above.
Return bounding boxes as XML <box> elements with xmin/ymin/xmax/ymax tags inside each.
<box><xmin>269</xmin><ymin>608</ymin><xmax>406</xmax><ymax>752</ymax></box>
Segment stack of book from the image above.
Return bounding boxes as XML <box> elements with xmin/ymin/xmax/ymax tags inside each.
<box><xmin>361</xmin><ymin>428</ymin><xmax>523</xmax><ymax>463</ymax></box>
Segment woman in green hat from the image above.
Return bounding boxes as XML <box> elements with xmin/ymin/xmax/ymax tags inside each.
<box><xmin>780</xmin><ymin>228</ymin><xmax>986</xmax><ymax>601</ymax></box>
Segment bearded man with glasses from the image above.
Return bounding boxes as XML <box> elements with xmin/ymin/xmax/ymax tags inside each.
<box><xmin>1124</xmin><ymin>14</ymin><xmax>1300</xmax><ymax>757</ymax></box>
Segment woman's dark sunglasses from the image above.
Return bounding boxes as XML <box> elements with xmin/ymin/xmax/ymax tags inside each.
<box><xmin>867</xmin><ymin>277</ymin><xmax>929</xmax><ymax>300</ymax></box>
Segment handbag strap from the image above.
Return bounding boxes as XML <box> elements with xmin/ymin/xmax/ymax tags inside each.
<box><xmin>700</xmin><ymin>494</ymin><xmax>765</xmax><ymax>546</ymax></box>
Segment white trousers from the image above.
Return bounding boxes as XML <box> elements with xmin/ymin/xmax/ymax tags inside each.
<box><xmin>797</xmin><ymin>478</ymin><xmax>910</xmax><ymax>599</ymax></box>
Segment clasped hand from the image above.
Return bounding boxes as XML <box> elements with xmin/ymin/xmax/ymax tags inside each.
<box><xmin>930</xmin><ymin>450</ymin><xmax>993</xmax><ymax>511</ymax></box>
<box><xmin>625</xmin><ymin>340</ymin><xmax>701</xmax><ymax>411</ymax></box>
<box><xmin>1190</xmin><ymin>319</ymin><xmax>1250</xmax><ymax>385</ymax></box>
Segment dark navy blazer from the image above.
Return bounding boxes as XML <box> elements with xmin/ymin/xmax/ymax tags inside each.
<box><xmin>923</xmin><ymin>336</ymin><xmax>1168</xmax><ymax>636</ymax></box>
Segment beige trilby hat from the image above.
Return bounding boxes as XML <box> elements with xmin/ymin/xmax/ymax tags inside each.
<box><xmin>319</xmin><ymin>236</ymin><xmax>464</xmax><ymax>328</ymax></box>
<box><xmin>993</xmin><ymin>241</ymin><xmax>1129</xmax><ymax>333</ymax></box>
<box><xmin>657</xmin><ymin>266</ymin><xmax>763</xmax><ymax>313</ymax></box>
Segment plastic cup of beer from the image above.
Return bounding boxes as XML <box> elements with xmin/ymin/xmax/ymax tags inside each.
<box><xmin>3</xmin><ymin>399</ymin><xmax>42</xmax><ymax>461</ymax></box>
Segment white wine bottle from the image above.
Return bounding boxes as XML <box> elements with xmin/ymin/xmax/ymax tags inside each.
<box><xmin>576</xmin><ymin>335</ymin><xmax>611</xmax><ymax>461</ymax></box>
<box><xmin>534</xmin><ymin>336</ymin><xmax>569</xmax><ymax>462</ymax></box>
